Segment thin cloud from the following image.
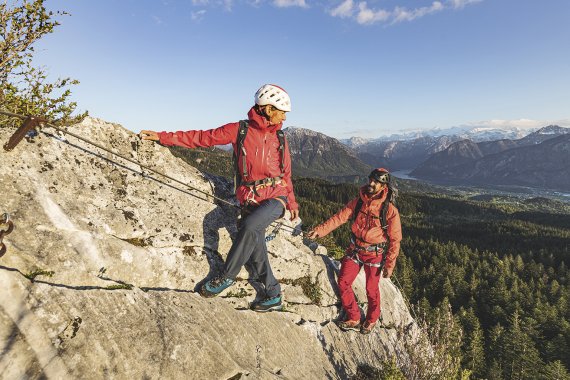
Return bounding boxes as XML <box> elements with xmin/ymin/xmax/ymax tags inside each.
<box><xmin>223</xmin><ymin>0</ymin><xmax>234</xmax><ymax>11</ymax></box>
<box><xmin>391</xmin><ymin>2</ymin><xmax>444</xmax><ymax>24</ymax></box>
<box><xmin>330</xmin><ymin>0</ymin><xmax>354</xmax><ymax>18</ymax></box>
<box><xmin>449</xmin><ymin>0</ymin><xmax>483</xmax><ymax>9</ymax></box>
<box><xmin>273</xmin><ymin>0</ymin><xmax>308</xmax><ymax>8</ymax></box>
<box><xmin>356</xmin><ymin>2</ymin><xmax>390</xmax><ymax>25</ymax></box>
<box><xmin>343</xmin><ymin>129</ymin><xmax>377</xmax><ymax>136</ymax></box>
<box><xmin>191</xmin><ymin>9</ymin><xmax>207</xmax><ymax>21</ymax></box>
<box><xmin>331</xmin><ymin>0</ymin><xmax>482</xmax><ymax>25</ymax></box>
<box><xmin>187</xmin><ymin>0</ymin><xmax>480</xmax><ymax>24</ymax></box>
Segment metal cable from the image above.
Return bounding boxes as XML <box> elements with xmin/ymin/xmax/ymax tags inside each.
<box><xmin>0</xmin><ymin>109</ymin><xmax>302</xmax><ymax>235</ymax></box>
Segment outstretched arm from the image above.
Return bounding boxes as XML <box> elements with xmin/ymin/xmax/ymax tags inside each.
<box><xmin>382</xmin><ymin>205</ymin><xmax>402</xmax><ymax>278</ymax></box>
<box><xmin>139</xmin><ymin>123</ymin><xmax>238</xmax><ymax>149</ymax></box>
<box><xmin>307</xmin><ymin>198</ymin><xmax>358</xmax><ymax>239</ymax></box>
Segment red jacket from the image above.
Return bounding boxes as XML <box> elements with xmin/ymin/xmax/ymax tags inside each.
<box><xmin>312</xmin><ymin>186</ymin><xmax>402</xmax><ymax>272</ymax></box>
<box><xmin>158</xmin><ymin>107</ymin><xmax>298</xmax><ymax>210</ymax></box>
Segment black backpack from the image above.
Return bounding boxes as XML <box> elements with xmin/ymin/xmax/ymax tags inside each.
<box><xmin>233</xmin><ymin>120</ymin><xmax>286</xmax><ymax>193</ymax></box>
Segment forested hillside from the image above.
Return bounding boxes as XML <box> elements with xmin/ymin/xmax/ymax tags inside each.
<box><xmin>168</xmin><ymin>146</ymin><xmax>570</xmax><ymax>379</ymax></box>
<box><xmin>296</xmin><ymin>178</ymin><xmax>570</xmax><ymax>379</ymax></box>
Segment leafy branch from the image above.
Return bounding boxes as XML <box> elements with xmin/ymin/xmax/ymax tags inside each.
<box><xmin>0</xmin><ymin>0</ymin><xmax>86</xmax><ymax>127</ymax></box>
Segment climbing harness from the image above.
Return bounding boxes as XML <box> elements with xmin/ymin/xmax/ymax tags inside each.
<box><xmin>0</xmin><ymin>109</ymin><xmax>302</xmax><ymax>238</ymax></box>
<box><xmin>0</xmin><ymin>213</ymin><xmax>14</xmax><ymax>258</ymax></box>
<box><xmin>345</xmin><ymin>242</ymin><xmax>388</xmax><ymax>270</ymax></box>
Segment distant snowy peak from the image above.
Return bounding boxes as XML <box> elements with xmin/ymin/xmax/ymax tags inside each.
<box><xmin>460</xmin><ymin>127</ymin><xmax>534</xmax><ymax>142</ymax></box>
<box><xmin>342</xmin><ymin>136</ymin><xmax>370</xmax><ymax>149</ymax></box>
<box><xmin>518</xmin><ymin>125</ymin><xmax>569</xmax><ymax>145</ymax></box>
<box><xmin>363</xmin><ymin>125</ymin><xmax>541</xmax><ymax>143</ymax></box>
<box><xmin>284</xmin><ymin>126</ymin><xmax>323</xmax><ymax>138</ymax></box>
<box><xmin>533</xmin><ymin>125</ymin><xmax>569</xmax><ymax>135</ymax></box>
<box><xmin>283</xmin><ymin>126</ymin><xmax>356</xmax><ymax>156</ymax></box>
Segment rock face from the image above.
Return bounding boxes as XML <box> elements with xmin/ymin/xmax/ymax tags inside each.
<box><xmin>0</xmin><ymin>117</ymin><xmax>417</xmax><ymax>379</ymax></box>
<box><xmin>284</xmin><ymin>127</ymin><xmax>372</xmax><ymax>182</ymax></box>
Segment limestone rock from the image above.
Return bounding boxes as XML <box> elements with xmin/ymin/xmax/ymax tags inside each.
<box><xmin>0</xmin><ymin>117</ymin><xmax>418</xmax><ymax>379</ymax></box>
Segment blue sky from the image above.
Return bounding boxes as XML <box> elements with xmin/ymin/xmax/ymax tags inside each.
<box><xmin>35</xmin><ymin>0</ymin><xmax>570</xmax><ymax>139</ymax></box>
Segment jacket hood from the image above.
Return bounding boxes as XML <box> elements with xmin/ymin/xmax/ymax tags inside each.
<box><xmin>359</xmin><ymin>185</ymin><xmax>388</xmax><ymax>203</ymax></box>
<box><xmin>247</xmin><ymin>106</ymin><xmax>282</xmax><ymax>133</ymax></box>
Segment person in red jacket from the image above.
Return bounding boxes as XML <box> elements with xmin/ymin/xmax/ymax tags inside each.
<box><xmin>140</xmin><ymin>84</ymin><xmax>299</xmax><ymax>312</ymax></box>
<box><xmin>308</xmin><ymin>168</ymin><xmax>402</xmax><ymax>334</ymax></box>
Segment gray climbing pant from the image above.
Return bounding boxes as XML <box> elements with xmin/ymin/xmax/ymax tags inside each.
<box><xmin>223</xmin><ymin>197</ymin><xmax>285</xmax><ymax>298</ymax></box>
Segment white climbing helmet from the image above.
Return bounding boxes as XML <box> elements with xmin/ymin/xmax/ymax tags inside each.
<box><xmin>254</xmin><ymin>84</ymin><xmax>291</xmax><ymax>112</ymax></box>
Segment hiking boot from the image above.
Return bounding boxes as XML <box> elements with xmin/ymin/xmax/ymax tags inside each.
<box><xmin>251</xmin><ymin>295</ymin><xmax>282</xmax><ymax>312</ymax></box>
<box><xmin>337</xmin><ymin>319</ymin><xmax>361</xmax><ymax>332</ymax></box>
<box><xmin>200</xmin><ymin>276</ymin><xmax>235</xmax><ymax>298</ymax></box>
<box><xmin>360</xmin><ymin>320</ymin><xmax>377</xmax><ymax>335</ymax></box>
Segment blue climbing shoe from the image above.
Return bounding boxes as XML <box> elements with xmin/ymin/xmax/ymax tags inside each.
<box><xmin>251</xmin><ymin>295</ymin><xmax>282</xmax><ymax>312</ymax></box>
<box><xmin>200</xmin><ymin>276</ymin><xmax>235</xmax><ymax>298</ymax></box>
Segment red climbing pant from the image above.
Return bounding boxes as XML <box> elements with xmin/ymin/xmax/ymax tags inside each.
<box><xmin>338</xmin><ymin>254</ymin><xmax>383</xmax><ymax>324</ymax></box>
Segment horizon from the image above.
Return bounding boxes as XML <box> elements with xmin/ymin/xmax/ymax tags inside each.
<box><xmin>286</xmin><ymin>122</ymin><xmax>569</xmax><ymax>141</ymax></box>
<box><xmin>34</xmin><ymin>0</ymin><xmax>570</xmax><ymax>139</ymax></box>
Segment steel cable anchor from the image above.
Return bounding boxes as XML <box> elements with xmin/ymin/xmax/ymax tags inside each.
<box><xmin>3</xmin><ymin>115</ymin><xmax>46</xmax><ymax>151</ymax></box>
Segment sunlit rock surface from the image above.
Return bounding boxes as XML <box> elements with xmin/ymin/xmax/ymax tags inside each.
<box><xmin>0</xmin><ymin>117</ymin><xmax>417</xmax><ymax>379</ymax></box>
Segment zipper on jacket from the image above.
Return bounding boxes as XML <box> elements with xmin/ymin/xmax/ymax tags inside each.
<box><xmin>262</xmin><ymin>135</ymin><xmax>267</xmax><ymax>165</ymax></box>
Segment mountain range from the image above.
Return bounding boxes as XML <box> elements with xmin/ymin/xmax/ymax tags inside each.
<box><xmin>286</xmin><ymin>125</ymin><xmax>570</xmax><ymax>192</ymax></box>
<box><xmin>284</xmin><ymin>127</ymin><xmax>371</xmax><ymax>183</ymax></box>
<box><xmin>343</xmin><ymin>123</ymin><xmax>540</xmax><ymax>145</ymax></box>
<box><xmin>411</xmin><ymin>126</ymin><xmax>570</xmax><ymax>190</ymax></box>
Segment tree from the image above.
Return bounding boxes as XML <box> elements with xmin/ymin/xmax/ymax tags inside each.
<box><xmin>496</xmin><ymin>311</ymin><xmax>544</xmax><ymax>380</ymax></box>
<box><xmin>1</xmin><ymin>0</ymin><xmax>85</xmax><ymax>127</ymax></box>
<box><xmin>542</xmin><ymin>361</ymin><xmax>570</xmax><ymax>380</ymax></box>
<box><xmin>402</xmin><ymin>300</ymin><xmax>465</xmax><ymax>380</ymax></box>
<box><xmin>459</xmin><ymin>308</ymin><xmax>486</xmax><ymax>377</ymax></box>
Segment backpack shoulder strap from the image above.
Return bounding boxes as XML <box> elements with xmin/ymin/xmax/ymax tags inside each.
<box><xmin>237</xmin><ymin>120</ymin><xmax>249</xmax><ymax>177</ymax></box>
<box><xmin>233</xmin><ymin>120</ymin><xmax>249</xmax><ymax>192</ymax></box>
<box><xmin>276</xmin><ymin>129</ymin><xmax>286</xmax><ymax>175</ymax></box>
<box><xmin>237</xmin><ymin>120</ymin><xmax>249</xmax><ymax>147</ymax></box>
<box><xmin>380</xmin><ymin>188</ymin><xmax>396</xmax><ymax>229</ymax></box>
<box><xmin>380</xmin><ymin>199</ymin><xmax>390</xmax><ymax>230</ymax></box>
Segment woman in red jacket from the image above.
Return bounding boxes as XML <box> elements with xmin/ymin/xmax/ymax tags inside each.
<box><xmin>140</xmin><ymin>84</ymin><xmax>299</xmax><ymax>312</ymax></box>
<box><xmin>308</xmin><ymin>168</ymin><xmax>402</xmax><ymax>333</ymax></box>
